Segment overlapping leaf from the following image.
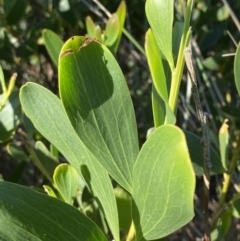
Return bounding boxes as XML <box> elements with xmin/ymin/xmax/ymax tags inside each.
<box><xmin>132</xmin><ymin>125</ymin><xmax>195</xmax><ymax>240</ymax></box>
<box><xmin>146</xmin><ymin>0</ymin><xmax>174</xmax><ymax>70</ymax></box>
<box><xmin>20</xmin><ymin>83</ymin><xmax>119</xmax><ymax>241</ymax></box>
<box><xmin>145</xmin><ymin>29</ymin><xmax>175</xmax><ymax>126</ymax></box>
<box><xmin>59</xmin><ymin>36</ymin><xmax>138</xmax><ymax>193</ymax></box>
<box><xmin>0</xmin><ymin>181</ymin><xmax>107</xmax><ymax>241</ymax></box>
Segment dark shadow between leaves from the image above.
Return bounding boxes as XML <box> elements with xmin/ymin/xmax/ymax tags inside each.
<box><xmin>132</xmin><ymin>198</ymin><xmax>145</xmax><ymax>241</ymax></box>
<box><xmin>72</xmin><ymin>41</ymin><xmax>114</xmax><ymax>120</ymax></box>
<box><xmin>80</xmin><ymin>164</ymin><xmax>92</xmax><ymax>192</ymax></box>
<box><xmin>184</xmin><ymin>131</ymin><xmax>225</xmax><ymax>176</ymax></box>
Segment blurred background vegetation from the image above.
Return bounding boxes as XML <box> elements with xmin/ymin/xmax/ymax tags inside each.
<box><xmin>0</xmin><ymin>0</ymin><xmax>240</xmax><ymax>240</ymax></box>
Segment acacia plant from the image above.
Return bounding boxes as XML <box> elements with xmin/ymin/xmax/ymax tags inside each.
<box><xmin>1</xmin><ymin>0</ymin><xmax>240</xmax><ymax>241</ymax></box>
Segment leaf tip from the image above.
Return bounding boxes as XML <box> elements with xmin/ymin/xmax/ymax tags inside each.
<box><xmin>78</xmin><ymin>37</ymin><xmax>101</xmax><ymax>51</ymax></box>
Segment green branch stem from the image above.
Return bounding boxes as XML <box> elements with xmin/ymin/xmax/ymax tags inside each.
<box><xmin>212</xmin><ymin>190</ymin><xmax>240</xmax><ymax>227</ymax></box>
<box><xmin>168</xmin><ymin>28</ymin><xmax>192</xmax><ymax>113</ymax></box>
<box><xmin>168</xmin><ymin>0</ymin><xmax>193</xmax><ymax>113</ymax></box>
<box><xmin>184</xmin><ymin>47</ymin><xmax>211</xmax><ymax>241</ymax></box>
<box><xmin>0</xmin><ymin>73</ymin><xmax>17</xmax><ymax>110</ymax></box>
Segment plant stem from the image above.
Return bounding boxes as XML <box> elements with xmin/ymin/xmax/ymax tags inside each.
<box><xmin>202</xmin><ymin>113</ymin><xmax>211</xmax><ymax>241</ymax></box>
<box><xmin>184</xmin><ymin>47</ymin><xmax>211</xmax><ymax>241</ymax></box>
<box><xmin>169</xmin><ymin>29</ymin><xmax>192</xmax><ymax>114</ymax></box>
<box><xmin>212</xmin><ymin>190</ymin><xmax>240</xmax><ymax>226</ymax></box>
<box><xmin>221</xmin><ymin>0</ymin><xmax>240</xmax><ymax>31</ymax></box>
<box><xmin>126</xmin><ymin>221</ymin><xmax>135</xmax><ymax>241</ymax></box>
<box><xmin>168</xmin><ymin>0</ymin><xmax>194</xmax><ymax>113</ymax></box>
<box><xmin>0</xmin><ymin>66</ymin><xmax>7</xmax><ymax>94</ymax></box>
<box><xmin>211</xmin><ymin>133</ymin><xmax>240</xmax><ymax>227</ymax></box>
<box><xmin>122</xmin><ymin>28</ymin><xmax>145</xmax><ymax>56</ymax></box>
<box><xmin>0</xmin><ymin>73</ymin><xmax>17</xmax><ymax>110</ymax></box>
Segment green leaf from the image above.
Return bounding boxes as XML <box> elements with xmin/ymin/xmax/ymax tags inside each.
<box><xmin>0</xmin><ymin>65</ymin><xmax>6</xmax><ymax>93</ymax></box>
<box><xmin>112</xmin><ymin>0</ymin><xmax>126</xmax><ymax>53</ymax></box>
<box><xmin>145</xmin><ymin>29</ymin><xmax>175</xmax><ymax>126</ymax></box>
<box><xmin>20</xmin><ymin>83</ymin><xmax>120</xmax><ymax>241</ymax></box>
<box><xmin>219</xmin><ymin>119</ymin><xmax>229</xmax><ymax>170</ymax></box>
<box><xmin>185</xmin><ymin>131</ymin><xmax>225</xmax><ymax>175</ymax></box>
<box><xmin>132</xmin><ymin>125</ymin><xmax>195</xmax><ymax>240</ymax></box>
<box><xmin>234</xmin><ymin>42</ymin><xmax>240</xmax><ymax>96</ymax></box>
<box><xmin>0</xmin><ymin>181</ymin><xmax>108</xmax><ymax>241</ymax></box>
<box><xmin>0</xmin><ymin>91</ymin><xmax>21</xmax><ymax>143</ymax></box>
<box><xmin>104</xmin><ymin>13</ymin><xmax>119</xmax><ymax>47</ymax></box>
<box><xmin>219</xmin><ymin>208</ymin><xmax>232</xmax><ymax>238</ymax></box>
<box><xmin>216</xmin><ymin>5</ymin><xmax>230</xmax><ymax>21</ymax></box>
<box><xmin>86</xmin><ymin>16</ymin><xmax>96</xmax><ymax>37</ymax></box>
<box><xmin>43</xmin><ymin>29</ymin><xmax>64</xmax><ymax>67</ymax></box>
<box><xmin>203</xmin><ymin>56</ymin><xmax>220</xmax><ymax>70</ymax></box>
<box><xmin>43</xmin><ymin>185</ymin><xmax>58</xmax><ymax>198</ymax></box>
<box><xmin>211</xmin><ymin>208</ymin><xmax>232</xmax><ymax>241</ymax></box>
<box><xmin>53</xmin><ymin>164</ymin><xmax>79</xmax><ymax>205</ymax></box>
<box><xmin>94</xmin><ymin>25</ymin><xmax>103</xmax><ymax>42</ymax></box>
<box><xmin>59</xmin><ymin>36</ymin><xmax>139</xmax><ymax>193</ymax></box>
<box><xmin>7</xmin><ymin>143</ymin><xmax>29</xmax><ymax>161</ymax></box>
<box><xmin>232</xmin><ymin>196</ymin><xmax>240</xmax><ymax>218</ymax></box>
<box><xmin>145</xmin><ymin>0</ymin><xmax>174</xmax><ymax>70</ymax></box>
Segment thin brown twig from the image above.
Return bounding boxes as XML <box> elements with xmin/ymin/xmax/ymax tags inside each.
<box><xmin>221</xmin><ymin>0</ymin><xmax>240</xmax><ymax>32</ymax></box>
<box><xmin>226</xmin><ymin>30</ymin><xmax>238</xmax><ymax>47</ymax></box>
<box><xmin>184</xmin><ymin>47</ymin><xmax>211</xmax><ymax>241</ymax></box>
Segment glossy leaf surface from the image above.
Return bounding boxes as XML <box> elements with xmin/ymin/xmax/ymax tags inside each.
<box><xmin>132</xmin><ymin>125</ymin><xmax>195</xmax><ymax>240</ymax></box>
<box><xmin>0</xmin><ymin>181</ymin><xmax>107</xmax><ymax>241</ymax></box>
<box><xmin>59</xmin><ymin>36</ymin><xmax>138</xmax><ymax>193</ymax></box>
<box><xmin>20</xmin><ymin>83</ymin><xmax>119</xmax><ymax>241</ymax></box>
